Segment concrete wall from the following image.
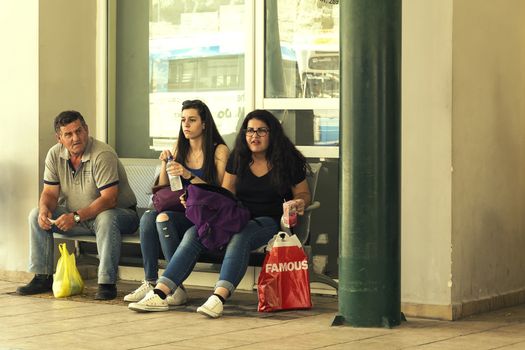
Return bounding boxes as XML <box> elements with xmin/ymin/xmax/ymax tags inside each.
<box><xmin>401</xmin><ymin>0</ymin><xmax>525</xmax><ymax>319</ymax></box>
<box><xmin>451</xmin><ymin>0</ymin><xmax>525</xmax><ymax>310</ymax></box>
<box><xmin>0</xmin><ymin>0</ymin><xmax>96</xmax><ymax>276</ymax></box>
<box><xmin>401</xmin><ymin>0</ymin><xmax>454</xmax><ymax>313</ymax></box>
<box><xmin>39</xmin><ymin>0</ymin><xmax>97</xmax><ymax>177</ymax></box>
<box><xmin>0</xmin><ymin>1</ymin><xmax>40</xmax><ymax>273</ymax></box>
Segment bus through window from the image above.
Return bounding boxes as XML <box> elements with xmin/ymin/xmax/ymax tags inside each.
<box><xmin>166</xmin><ymin>55</ymin><xmax>244</xmax><ymax>91</ymax></box>
<box><xmin>302</xmin><ymin>51</ymin><xmax>339</xmax><ymax>98</ymax></box>
<box><xmin>265</xmin><ymin>0</ymin><xmax>340</xmax><ymax>99</ymax></box>
<box><xmin>148</xmin><ymin>1</ymin><xmax>246</xmax><ymax>150</ymax></box>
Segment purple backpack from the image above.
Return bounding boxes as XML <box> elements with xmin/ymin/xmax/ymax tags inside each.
<box><xmin>185</xmin><ymin>184</ymin><xmax>251</xmax><ymax>251</ymax></box>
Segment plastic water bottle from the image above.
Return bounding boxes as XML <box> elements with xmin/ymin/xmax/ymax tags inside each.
<box><xmin>167</xmin><ymin>156</ymin><xmax>183</xmax><ymax>191</ymax></box>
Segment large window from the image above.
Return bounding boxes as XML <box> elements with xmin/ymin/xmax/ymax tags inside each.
<box><xmin>265</xmin><ymin>0</ymin><xmax>339</xmax><ymax>99</ymax></box>
<box><xmin>113</xmin><ymin>0</ymin><xmax>339</xmax><ymax>157</ymax></box>
<box><xmin>149</xmin><ymin>0</ymin><xmax>246</xmax><ymax>151</ymax></box>
<box><xmin>114</xmin><ymin>0</ymin><xmax>246</xmax><ymax>157</ymax></box>
<box><xmin>261</xmin><ymin>0</ymin><xmax>339</xmax><ymax>160</ymax></box>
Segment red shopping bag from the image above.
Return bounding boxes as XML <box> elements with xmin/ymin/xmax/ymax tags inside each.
<box><xmin>257</xmin><ymin>232</ymin><xmax>312</xmax><ymax>312</ymax></box>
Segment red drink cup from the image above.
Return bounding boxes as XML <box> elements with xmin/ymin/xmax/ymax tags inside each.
<box><xmin>283</xmin><ymin>201</ymin><xmax>298</xmax><ymax>228</ymax></box>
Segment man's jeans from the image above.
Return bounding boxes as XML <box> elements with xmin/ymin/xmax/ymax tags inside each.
<box><xmin>158</xmin><ymin>216</ymin><xmax>278</xmax><ymax>295</ymax></box>
<box><xmin>28</xmin><ymin>206</ymin><xmax>139</xmax><ymax>284</ymax></box>
<box><xmin>139</xmin><ymin>209</ymin><xmax>193</xmax><ymax>282</ymax></box>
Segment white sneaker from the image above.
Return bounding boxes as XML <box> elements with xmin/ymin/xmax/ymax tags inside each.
<box><xmin>166</xmin><ymin>287</ymin><xmax>188</xmax><ymax>306</ymax></box>
<box><xmin>128</xmin><ymin>290</ymin><xmax>169</xmax><ymax>312</ymax></box>
<box><xmin>123</xmin><ymin>281</ymin><xmax>154</xmax><ymax>302</ymax></box>
<box><xmin>196</xmin><ymin>295</ymin><xmax>224</xmax><ymax>318</ymax></box>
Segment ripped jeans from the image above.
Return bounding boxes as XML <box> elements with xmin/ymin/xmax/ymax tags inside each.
<box><xmin>139</xmin><ymin>209</ymin><xmax>193</xmax><ymax>282</ymax></box>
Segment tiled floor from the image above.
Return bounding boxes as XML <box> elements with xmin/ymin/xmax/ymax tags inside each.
<box><xmin>1</xmin><ymin>279</ymin><xmax>525</xmax><ymax>350</ymax></box>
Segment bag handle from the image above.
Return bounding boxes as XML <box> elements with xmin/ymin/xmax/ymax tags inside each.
<box><xmin>267</xmin><ymin>231</ymin><xmax>303</xmax><ymax>250</ymax></box>
<box><xmin>58</xmin><ymin>243</ymin><xmax>68</xmax><ymax>256</ymax></box>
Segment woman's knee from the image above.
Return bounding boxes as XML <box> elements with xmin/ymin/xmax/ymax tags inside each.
<box><xmin>226</xmin><ymin>232</ymin><xmax>251</xmax><ymax>252</ymax></box>
<box><xmin>178</xmin><ymin>227</ymin><xmax>200</xmax><ymax>247</ymax></box>
<box><xmin>156</xmin><ymin>213</ymin><xmax>169</xmax><ymax>223</ymax></box>
<box><xmin>229</xmin><ymin>219</ymin><xmax>277</xmax><ymax>251</ymax></box>
<box><xmin>140</xmin><ymin>210</ymin><xmax>159</xmax><ymax>237</ymax></box>
<box><xmin>140</xmin><ymin>209</ymin><xmax>157</xmax><ymax>223</ymax></box>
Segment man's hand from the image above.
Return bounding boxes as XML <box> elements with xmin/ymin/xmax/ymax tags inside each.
<box><xmin>53</xmin><ymin>213</ymin><xmax>76</xmax><ymax>232</ymax></box>
<box><xmin>38</xmin><ymin>210</ymin><xmax>53</xmax><ymax>230</ymax></box>
<box><xmin>38</xmin><ymin>184</ymin><xmax>60</xmax><ymax>230</ymax></box>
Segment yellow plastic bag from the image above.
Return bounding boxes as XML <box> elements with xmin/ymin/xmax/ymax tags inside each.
<box><xmin>52</xmin><ymin>243</ymin><xmax>84</xmax><ymax>298</ymax></box>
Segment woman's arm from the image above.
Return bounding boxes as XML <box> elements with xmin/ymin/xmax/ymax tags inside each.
<box><xmin>291</xmin><ymin>179</ymin><xmax>311</xmax><ymax>215</ymax></box>
<box><xmin>221</xmin><ymin>171</ymin><xmax>237</xmax><ymax>195</ymax></box>
<box><xmin>213</xmin><ymin>144</ymin><xmax>230</xmax><ymax>185</ymax></box>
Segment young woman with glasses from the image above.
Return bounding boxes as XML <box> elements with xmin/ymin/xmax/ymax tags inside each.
<box><xmin>128</xmin><ymin>109</ymin><xmax>311</xmax><ymax>317</ymax></box>
<box><xmin>123</xmin><ymin>100</ymin><xmax>229</xmax><ymax>305</ymax></box>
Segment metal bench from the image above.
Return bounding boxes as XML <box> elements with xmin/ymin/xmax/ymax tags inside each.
<box><xmin>53</xmin><ymin>158</ymin><xmax>158</xmax><ymax>249</ymax></box>
<box><xmin>54</xmin><ymin>158</ymin><xmax>336</xmax><ymax>290</ymax></box>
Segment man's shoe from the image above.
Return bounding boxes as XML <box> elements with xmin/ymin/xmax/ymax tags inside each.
<box><xmin>123</xmin><ymin>281</ymin><xmax>154</xmax><ymax>302</ymax></box>
<box><xmin>128</xmin><ymin>290</ymin><xmax>169</xmax><ymax>312</ymax></box>
<box><xmin>16</xmin><ymin>274</ymin><xmax>53</xmax><ymax>295</ymax></box>
<box><xmin>166</xmin><ymin>287</ymin><xmax>188</xmax><ymax>306</ymax></box>
<box><xmin>196</xmin><ymin>295</ymin><xmax>223</xmax><ymax>318</ymax></box>
<box><xmin>94</xmin><ymin>284</ymin><xmax>117</xmax><ymax>300</ymax></box>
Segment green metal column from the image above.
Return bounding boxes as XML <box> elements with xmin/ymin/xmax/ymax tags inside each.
<box><xmin>334</xmin><ymin>0</ymin><xmax>402</xmax><ymax>328</ymax></box>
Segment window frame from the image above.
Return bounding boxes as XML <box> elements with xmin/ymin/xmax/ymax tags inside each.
<box><xmin>255</xmin><ymin>1</ymin><xmax>339</xmax><ymax>159</ymax></box>
<box><xmin>103</xmin><ymin>0</ymin><xmax>339</xmax><ymax>159</ymax></box>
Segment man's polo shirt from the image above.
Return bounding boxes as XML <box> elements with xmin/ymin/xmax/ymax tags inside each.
<box><xmin>43</xmin><ymin>137</ymin><xmax>137</xmax><ymax>212</ymax></box>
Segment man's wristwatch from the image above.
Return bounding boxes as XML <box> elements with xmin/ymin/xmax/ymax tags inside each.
<box><xmin>73</xmin><ymin>211</ymin><xmax>81</xmax><ymax>224</ymax></box>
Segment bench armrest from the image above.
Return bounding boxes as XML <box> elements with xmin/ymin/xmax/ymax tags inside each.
<box><xmin>305</xmin><ymin>201</ymin><xmax>320</xmax><ymax>212</ymax></box>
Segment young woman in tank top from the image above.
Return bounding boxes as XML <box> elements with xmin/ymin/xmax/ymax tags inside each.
<box><xmin>123</xmin><ymin>100</ymin><xmax>228</xmax><ymax>305</ymax></box>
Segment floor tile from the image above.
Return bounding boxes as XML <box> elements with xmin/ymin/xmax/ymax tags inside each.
<box><xmin>2</xmin><ymin>278</ymin><xmax>525</xmax><ymax>349</ymax></box>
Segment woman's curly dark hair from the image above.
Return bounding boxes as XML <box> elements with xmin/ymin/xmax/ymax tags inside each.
<box><xmin>174</xmin><ymin>100</ymin><xmax>226</xmax><ymax>185</ymax></box>
<box><xmin>232</xmin><ymin>110</ymin><xmax>310</xmax><ymax>194</ymax></box>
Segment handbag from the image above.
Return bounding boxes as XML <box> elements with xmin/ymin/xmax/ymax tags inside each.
<box><xmin>151</xmin><ymin>185</ymin><xmax>185</xmax><ymax>212</ymax></box>
<box><xmin>185</xmin><ymin>183</ymin><xmax>251</xmax><ymax>251</ymax></box>
<box><xmin>257</xmin><ymin>232</ymin><xmax>312</xmax><ymax>312</ymax></box>
<box><xmin>52</xmin><ymin>243</ymin><xmax>85</xmax><ymax>298</ymax></box>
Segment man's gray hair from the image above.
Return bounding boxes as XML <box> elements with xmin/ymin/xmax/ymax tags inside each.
<box><xmin>54</xmin><ymin>110</ymin><xmax>87</xmax><ymax>133</ymax></box>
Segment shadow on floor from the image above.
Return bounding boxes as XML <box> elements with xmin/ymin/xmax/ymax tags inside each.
<box><xmin>8</xmin><ymin>278</ymin><xmax>339</xmax><ymax>321</ymax></box>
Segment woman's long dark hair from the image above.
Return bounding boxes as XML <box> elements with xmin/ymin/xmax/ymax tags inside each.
<box><xmin>232</xmin><ymin>109</ymin><xmax>310</xmax><ymax>194</ymax></box>
<box><xmin>174</xmin><ymin>100</ymin><xmax>225</xmax><ymax>185</ymax></box>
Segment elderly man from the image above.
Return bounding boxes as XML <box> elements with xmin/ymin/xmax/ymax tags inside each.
<box><xmin>16</xmin><ymin>110</ymin><xmax>139</xmax><ymax>300</ymax></box>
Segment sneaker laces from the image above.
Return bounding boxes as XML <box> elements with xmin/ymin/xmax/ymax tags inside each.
<box><xmin>203</xmin><ymin>295</ymin><xmax>222</xmax><ymax>309</ymax></box>
<box><xmin>139</xmin><ymin>290</ymin><xmax>163</xmax><ymax>304</ymax></box>
<box><xmin>131</xmin><ymin>280</ymin><xmax>153</xmax><ymax>296</ymax></box>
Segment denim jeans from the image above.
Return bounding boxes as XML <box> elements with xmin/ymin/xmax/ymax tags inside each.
<box><xmin>28</xmin><ymin>206</ymin><xmax>139</xmax><ymax>284</ymax></box>
<box><xmin>158</xmin><ymin>216</ymin><xmax>278</xmax><ymax>295</ymax></box>
<box><xmin>139</xmin><ymin>209</ymin><xmax>193</xmax><ymax>282</ymax></box>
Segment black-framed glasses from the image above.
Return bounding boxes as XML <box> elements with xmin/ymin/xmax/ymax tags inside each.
<box><xmin>245</xmin><ymin>127</ymin><xmax>270</xmax><ymax>137</ymax></box>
